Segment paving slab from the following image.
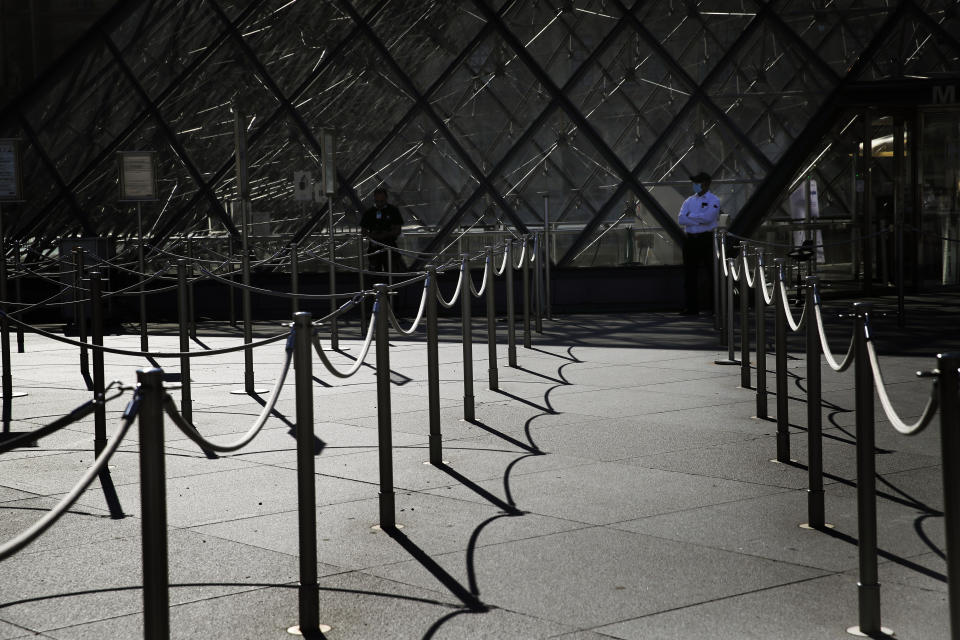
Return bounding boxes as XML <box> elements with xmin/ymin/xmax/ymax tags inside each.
<box><xmin>192</xmin><ymin>491</ymin><xmax>588</xmax><ymax>572</ymax></box>
<box><xmin>0</xmin><ymin>312</ymin><xmax>952</xmax><ymax>638</ymax></box>
<box><xmin>593</xmin><ymin>573</ymin><xmax>947</xmax><ymax>640</ymax></box>
<box><xmin>366</xmin><ymin>527</ymin><xmax>826</xmax><ymax>629</ymax></box>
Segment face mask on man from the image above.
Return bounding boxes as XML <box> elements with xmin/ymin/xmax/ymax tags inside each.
<box><xmin>692</xmin><ymin>183</ymin><xmax>702</xmax><ymax>194</ymax></box>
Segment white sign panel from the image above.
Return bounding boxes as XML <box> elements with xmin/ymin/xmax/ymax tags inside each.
<box><xmin>293</xmin><ymin>171</ymin><xmax>313</xmax><ymax>201</ymax></box>
<box><xmin>0</xmin><ymin>139</ymin><xmax>23</xmax><ymax>201</ymax></box>
<box><xmin>119</xmin><ymin>151</ymin><xmax>158</xmax><ymax>201</ymax></box>
<box><xmin>321</xmin><ymin>130</ymin><xmax>336</xmax><ymax>195</ymax></box>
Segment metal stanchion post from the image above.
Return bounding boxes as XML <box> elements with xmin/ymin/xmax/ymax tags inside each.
<box><xmin>292</xmin><ymin>311</ymin><xmax>320</xmax><ymax>634</ymax></box>
<box><xmin>714</xmin><ymin>258</ymin><xmax>738</xmax><ymax>365</ymax></box>
<box><xmin>387</xmin><ymin>243</ymin><xmax>394</xmax><ymax>288</ymax></box>
<box><xmin>803</xmin><ymin>276</ymin><xmax>825</xmax><ymax>529</ymax></box>
<box><xmin>89</xmin><ymin>271</ymin><xmax>106</xmax><ymax>457</ymax></box>
<box><xmin>373</xmin><ymin>285</ymin><xmax>396</xmax><ymax>528</ymax></box>
<box><xmin>13</xmin><ymin>241</ymin><xmax>23</xmax><ymax>353</ymax></box>
<box><xmin>505</xmin><ymin>242</ymin><xmax>517</xmax><ymax>367</ymax></box>
<box><xmin>739</xmin><ymin>243</ymin><xmax>751</xmax><ymax>389</ymax></box>
<box><xmin>719</xmin><ymin>233</ymin><xmax>728</xmax><ymax>346</ymax></box>
<box><xmin>485</xmin><ymin>247</ymin><xmax>498</xmax><ymax>391</ymax></box>
<box><xmin>755</xmin><ymin>250</ymin><xmax>768</xmax><ymax>419</ymax></box>
<box><xmin>290</xmin><ymin>242</ymin><xmax>299</xmax><ymax>316</ymax></box>
<box><xmin>461</xmin><ymin>255</ymin><xmax>476</xmax><ymax>422</ymax></box>
<box><xmin>713</xmin><ymin>231</ymin><xmax>722</xmax><ymax>332</ymax></box>
<box><xmin>240</xmin><ymin>200</ymin><xmax>254</xmax><ymax>393</ymax></box>
<box><xmin>543</xmin><ymin>194</ymin><xmax>553</xmax><ymax>320</ymax></box>
<box><xmin>534</xmin><ymin>233</ymin><xmax>543</xmax><ymax>334</ymax></box>
<box><xmin>522</xmin><ymin>236</ymin><xmax>531</xmax><ymax>349</ymax></box>
<box><xmin>938</xmin><ymin>352</ymin><xmax>960</xmax><ymax>640</ymax></box>
<box><xmin>426</xmin><ymin>266</ymin><xmax>443</xmax><ymax>465</ymax></box>
<box><xmin>186</xmin><ymin>238</ymin><xmax>196</xmax><ymax>340</ymax></box>
<box><xmin>228</xmin><ymin>242</ymin><xmax>236</xmax><ymax>327</ymax></box>
<box><xmin>358</xmin><ymin>233</ymin><xmax>367</xmax><ymax>338</ymax></box>
<box><xmin>74</xmin><ymin>247</ymin><xmax>90</xmax><ymax>379</ymax></box>
<box><xmin>177</xmin><ymin>261</ymin><xmax>192</xmax><ymax>425</ymax></box>
<box><xmin>137</xmin><ymin>203</ymin><xmax>148</xmax><ymax>352</ymax></box>
<box><xmin>896</xmin><ymin>220</ymin><xmax>905</xmax><ymax>328</ymax></box>
<box><xmin>848</xmin><ymin>302</ymin><xmax>890</xmax><ymax>637</ymax></box>
<box><xmin>0</xmin><ymin>227</ymin><xmax>11</xmax><ymax>427</ymax></box>
<box><xmin>137</xmin><ymin>367</ymin><xmax>169</xmax><ymax>640</ymax></box>
<box><xmin>328</xmin><ymin>201</ymin><xmax>339</xmax><ymax>351</ymax></box>
<box><xmin>774</xmin><ymin>259</ymin><xmax>791</xmax><ymax>463</ymax></box>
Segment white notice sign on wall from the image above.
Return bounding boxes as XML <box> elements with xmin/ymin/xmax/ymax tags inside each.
<box><xmin>119</xmin><ymin>151</ymin><xmax>158</xmax><ymax>201</ymax></box>
<box><xmin>0</xmin><ymin>139</ymin><xmax>23</xmax><ymax>201</ymax></box>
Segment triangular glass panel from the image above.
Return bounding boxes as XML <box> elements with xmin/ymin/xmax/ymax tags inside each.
<box><xmin>776</xmin><ymin>1</ymin><xmax>894</xmax><ymax>77</ymax></box>
<box><xmin>501</xmin><ymin>0</ymin><xmax>624</xmax><ymax>88</ymax></box>
<box><xmin>368</xmin><ymin>2</ymin><xmax>487</xmax><ymax>93</ymax></box>
<box><xmin>567</xmin><ymin>24</ymin><xmax>692</xmax><ymax>169</ymax></box>
<box><xmin>635</xmin><ymin>1</ymin><xmax>758</xmax><ymax>83</ymax></box>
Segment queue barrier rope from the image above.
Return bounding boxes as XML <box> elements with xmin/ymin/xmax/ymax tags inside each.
<box><xmin>312</xmin><ymin>310</ymin><xmax>378</xmax><ymax>378</ymax></box>
<box><xmin>388</xmin><ymin>280</ymin><xmax>429</xmax><ymax>336</ymax></box>
<box><xmin>865</xmin><ymin>339</ymin><xmax>939</xmax><ymax>436</ymax></box>
<box><xmin>436</xmin><ymin>263</ymin><xmax>466</xmax><ymax>309</ymax></box>
<box><xmin>469</xmin><ymin>254</ymin><xmax>491</xmax><ymax>298</ymax></box>
<box><xmin>163</xmin><ymin>340</ymin><xmax>294</xmax><ymax>453</ymax></box>
<box><xmin>813</xmin><ymin>304</ymin><xmax>855</xmax><ymax>372</ymax></box>
<box><xmin>0</xmin><ymin>385</ymin><xmax>136</xmax><ymax>561</ymax></box>
<box><xmin>0</xmin><ymin>310</ymin><xmax>291</xmax><ymax>359</ymax></box>
<box><xmin>714</xmin><ymin>231</ymin><xmax>960</xmax><ymax>637</ymax></box>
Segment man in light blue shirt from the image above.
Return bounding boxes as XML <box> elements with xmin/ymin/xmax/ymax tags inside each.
<box><xmin>677</xmin><ymin>172</ymin><xmax>721</xmax><ymax>315</ymax></box>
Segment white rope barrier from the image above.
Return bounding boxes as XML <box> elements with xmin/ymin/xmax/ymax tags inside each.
<box><xmin>312</xmin><ymin>309</ymin><xmax>378</xmax><ymax>378</ymax></box>
<box><xmin>866</xmin><ymin>341</ymin><xmax>940</xmax><ymax>435</ymax></box>
<box><xmin>164</xmin><ymin>346</ymin><xmax>294</xmax><ymax>452</ymax></box>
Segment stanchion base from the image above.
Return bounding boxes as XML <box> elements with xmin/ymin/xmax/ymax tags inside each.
<box><xmin>371</xmin><ymin>523</ymin><xmax>404</xmax><ymax>531</ymax></box>
<box><xmin>769</xmin><ymin>458</ymin><xmax>798</xmax><ymax>464</ymax></box>
<box><xmin>424</xmin><ymin>460</ymin><xmax>451</xmax><ymax>466</ymax></box>
<box><xmin>2</xmin><ymin>392</ymin><xmax>27</xmax><ymax>398</ymax></box>
<box><xmin>229</xmin><ymin>388</ymin><xmax>269</xmax><ymax>395</ymax></box>
<box><xmin>846</xmin><ymin>625</ymin><xmax>893</xmax><ymax>637</ymax></box>
<box><xmin>714</xmin><ymin>359</ymin><xmax>740</xmax><ymax>366</ymax></box>
<box><xmin>287</xmin><ymin>624</ymin><xmax>333</xmax><ymax>636</ymax></box>
<box><xmin>799</xmin><ymin>522</ymin><xmax>835</xmax><ymax>530</ymax></box>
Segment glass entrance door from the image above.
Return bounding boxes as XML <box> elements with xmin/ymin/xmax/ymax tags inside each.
<box><xmin>919</xmin><ymin>110</ymin><xmax>960</xmax><ymax>285</ymax></box>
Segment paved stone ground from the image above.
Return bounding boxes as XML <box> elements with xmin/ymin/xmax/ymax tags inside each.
<box><xmin>0</xmin><ymin>303</ymin><xmax>951</xmax><ymax>639</ymax></box>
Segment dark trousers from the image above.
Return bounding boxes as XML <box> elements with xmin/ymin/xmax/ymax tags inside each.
<box><xmin>366</xmin><ymin>242</ymin><xmax>405</xmax><ymax>274</ymax></box>
<box><xmin>682</xmin><ymin>231</ymin><xmax>713</xmax><ymax>312</ymax></box>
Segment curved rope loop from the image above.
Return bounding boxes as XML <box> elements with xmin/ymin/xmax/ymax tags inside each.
<box><xmin>469</xmin><ymin>255</ymin><xmax>490</xmax><ymax>297</ymax></box>
<box><xmin>813</xmin><ymin>303</ymin><xmax>855</xmax><ymax>372</ymax></box>
<box><xmin>720</xmin><ymin>240</ymin><xmax>730</xmax><ymax>277</ymax></box>
<box><xmin>313</xmin><ymin>308</ymin><xmax>377</xmax><ymax>378</ymax></box>
<box><xmin>728</xmin><ymin>257</ymin><xmax>741</xmax><ymax>283</ymax></box>
<box><xmin>0</xmin><ymin>387</ymin><xmax>136</xmax><ymax>560</ymax></box>
<box><xmin>495</xmin><ymin>244</ymin><xmax>510</xmax><ymax>276</ymax></box>
<box><xmin>742</xmin><ymin>250</ymin><xmax>756</xmax><ymax>288</ymax></box>
<box><xmin>756</xmin><ymin>261</ymin><xmax>775</xmax><ymax>306</ymax></box>
<box><xmin>778</xmin><ymin>279</ymin><xmax>806</xmax><ymax>331</ymax></box>
<box><xmin>388</xmin><ymin>279</ymin><xmax>429</xmax><ymax>335</ymax></box>
<box><xmin>866</xmin><ymin>340</ymin><xmax>939</xmax><ymax>435</ymax></box>
<box><xmin>164</xmin><ymin>342</ymin><xmax>294</xmax><ymax>453</ymax></box>
<box><xmin>436</xmin><ymin>263</ymin><xmax>465</xmax><ymax>308</ymax></box>
<box><xmin>513</xmin><ymin>239</ymin><xmax>527</xmax><ymax>269</ymax></box>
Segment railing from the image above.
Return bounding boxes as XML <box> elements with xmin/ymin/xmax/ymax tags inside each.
<box><xmin>0</xmin><ymin>232</ymin><xmax>546</xmax><ymax>638</ymax></box>
<box><xmin>713</xmin><ymin>228</ymin><xmax>959</xmax><ymax>638</ymax></box>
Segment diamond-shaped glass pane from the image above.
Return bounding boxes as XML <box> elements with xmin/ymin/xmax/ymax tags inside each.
<box><xmin>368</xmin><ymin>1</ymin><xmax>486</xmax><ymax>93</ymax></box>
<box><xmin>502</xmin><ymin>0</ymin><xmax>624</xmax><ymax>88</ymax></box>
<box><xmin>635</xmin><ymin>2</ymin><xmax>757</xmax><ymax>83</ymax></box>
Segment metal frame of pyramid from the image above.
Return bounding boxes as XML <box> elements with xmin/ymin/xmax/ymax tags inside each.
<box><xmin>2</xmin><ymin>0</ymin><xmax>959</xmax><ymax>267</ymax></box>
